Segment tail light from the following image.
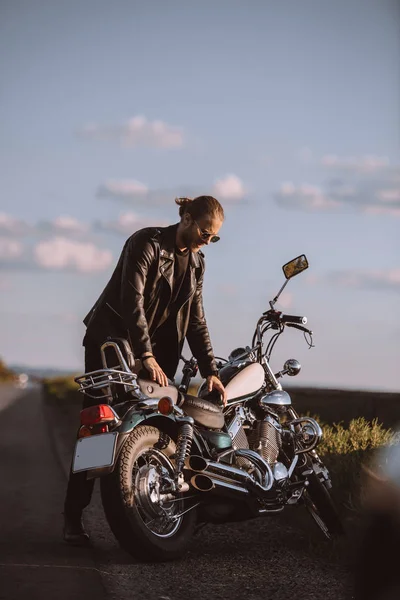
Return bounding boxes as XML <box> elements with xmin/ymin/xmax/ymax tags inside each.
<box><xmin>80</xmin><ymin>404</ymin><xmax>117</xmax><ymax>426</ymax></box>
<box><xmin>96</xmin><ymin>424</ymin><xmax>109</xmax><ymax>434</ymax></box>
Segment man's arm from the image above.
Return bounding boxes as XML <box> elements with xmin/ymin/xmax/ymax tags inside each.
<box><xmin>120</xmin><ymin>232</ymin><xmax>169</xmax><ymax>386</ymax></box>
<box><xmin>185</xmin><ymin>269</ymin><xmax>218</xmax><ymax>379</ymax></box>
<box><xmin>120</xmin><ymin>231</ymin><xmax>155</xmax><ymax>359</ymax></box>
<box><xmin>186</xmin><ymin>272</ymin><xmax>227</xmax><ymax>404</ymax></box>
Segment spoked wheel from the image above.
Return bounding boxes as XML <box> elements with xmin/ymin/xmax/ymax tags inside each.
<box><xmin>134</xmin><ymin>446</ymin><xmax>184</xmax><ymax>537</ymax></box>
<box><xmin>303</xmin><ymin>472</ymin><xmax>344</xmax><ymax>540</ymax></box>
<box><xmin>100</xmin><ymin>425</ymin><xmax>197</xmax><ymax>561</ymax></box>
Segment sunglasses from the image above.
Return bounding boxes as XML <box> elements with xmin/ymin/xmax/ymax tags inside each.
<box><xmin>193</xmin><ymin>219</ymin><xmax>220</xmax><ymax>243</ymax></box>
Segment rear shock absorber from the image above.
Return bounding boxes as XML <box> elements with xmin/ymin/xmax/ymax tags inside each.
<box><xmin>175</xmin><ymin>416</ymin><xmax>194</xmax><ymax>481</ymax></box>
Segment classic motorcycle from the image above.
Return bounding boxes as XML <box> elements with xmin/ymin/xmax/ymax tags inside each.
<box><xmin>72</xmin><ymin>254</ymin><xmax>343</xmax><ymax>561</ymax></box>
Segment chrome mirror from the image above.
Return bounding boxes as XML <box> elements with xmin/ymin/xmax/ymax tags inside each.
<box><xmin>282</xmin><ymin>255</ymin><xmax>309</xmax><ymax>280</ymax></box>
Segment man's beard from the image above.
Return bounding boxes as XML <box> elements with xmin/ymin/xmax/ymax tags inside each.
<box><xmin>181</xmin><ymin>229</ymin><xmax>194</xmax><ymax>250</ymax></box>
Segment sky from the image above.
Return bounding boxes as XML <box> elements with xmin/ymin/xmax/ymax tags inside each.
<box><xmin>0</xmin><ymin>0</ymin><xmax>399</xmax><ymax>391</ymax></box>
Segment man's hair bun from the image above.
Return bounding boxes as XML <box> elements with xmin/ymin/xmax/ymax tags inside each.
<box><xmin>174</xmin><ymin>195</ymin><xmax>224</xmax><ymax>220</ymax></box>
<box><xmin>175</xmin><ymin>197</ymin><xmax>193</xmax><ymax>217</ymax></box>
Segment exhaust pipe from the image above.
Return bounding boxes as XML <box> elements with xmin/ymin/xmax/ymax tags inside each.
<box><xmin>190</xmin><ymin>474</ymin><xmax>249</xmax><ymax>498</ymax></box>
<box><xmin>188</xmin><ymin>454</ymin><xmax>274</xmax><ymax>499</ymax></box>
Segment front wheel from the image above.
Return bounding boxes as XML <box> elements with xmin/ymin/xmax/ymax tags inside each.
<box><xmin>304</xmin><ymin>472</ymin><xmax>344</xmax><ymax>540</ymax></box>
<box><xmin>100</xmin><ymin>425</ymin><xmax>197</xmax><ymax>561</ymax></box>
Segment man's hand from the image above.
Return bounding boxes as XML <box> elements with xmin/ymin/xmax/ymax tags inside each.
<box><xmin>142</xmin><ymin>356</ymin><xmax>169</xmax><ymax>387</ymax></box>
<box><xmin>206</xmin><ymin>375</ymin><xmax>227</xmax><ymax>406</ymax></box>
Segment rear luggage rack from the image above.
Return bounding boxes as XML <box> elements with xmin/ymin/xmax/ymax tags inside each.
<box><xmin>74</xmin><ymin>339</ymin><xmax>147</xmax><ymax>401</ymax></box>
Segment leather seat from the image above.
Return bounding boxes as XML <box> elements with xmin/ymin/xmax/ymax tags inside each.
<box><xmin>182</xmin><ymin>395</ymin><xmax>224</xmax><ymax>429</ymax></box>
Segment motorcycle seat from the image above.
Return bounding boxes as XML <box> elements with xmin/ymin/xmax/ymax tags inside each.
<box><xmin>181</xmin><ymin>395</ymin><xmax>224</xmax><ymax>430</ymax></box>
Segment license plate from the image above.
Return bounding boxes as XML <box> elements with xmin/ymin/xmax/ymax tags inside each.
<box><xmin>72</xmin><ymin>432</ymin><xmax>118</xmax><ymax>473</ymax></box>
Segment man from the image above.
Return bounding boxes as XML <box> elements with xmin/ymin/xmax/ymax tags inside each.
<box><xmin>63</xmin><ymin>194</ymin><xmax>227</xmax><ymax>544</ymax></box>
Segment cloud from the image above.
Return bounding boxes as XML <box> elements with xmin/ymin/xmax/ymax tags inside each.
<box><xmin>275</xmin><ymin>154</ymin><xmax>400</xmax><ymax>216</ymax></box>
<box><xmin>34</xmin><ymin>237</ymin><xmax>113</xmax><ymax>273</ymax></box>
<box><xmin>212</xmin><ymin>174</ymin><xmax>247</xmax><ymax>202</ymax></box>
<box><xmin>316</xmin><ymin>268</ymin><xmax>400</xmax><ymax>293</ymax></box>
<box><xmin>95</xmin><ymin>212</ymin><xmax>171</xmax><ymax>236</ymax></box>
<box><xmin>321</xmin><ymin>154</ymin><xmax>390</xmax><ymax>174</ymax></box>
<box><xmin>97</xmin><ymin>175</ymin><xmax>247</xmax><ymax>207</ymax></box>
<box><xmin>275</xmin><ymin>182</ymin><xmax>341</xmax><ymax>211</ymax></box>
<box><xmin>36</xmin><ymin>215</ymin><xmax>89</xmax><ymax>236</ymax></box>
<box><xmin>80</xmin><ymin>115</ymin><xmax>184</xmax><ymax>149</ymax></box>
<box><xmin>97</xmin><ymin>179</ymin><xmax>149</xmax><ymax>201</ymax></box>
<box><xmin>0</xmin><ymin>237</ymin><xmax>24</xmax><ymax>259</ymax></box>
<box><xmin>0</xmin><ymin>213</ymin><xmax>30</xmax><ymax>236</ymax></box>
<box><xmin>0</xmin><ymin>213</ymin><xmax>92</xmax><ymax>238</ymax></box>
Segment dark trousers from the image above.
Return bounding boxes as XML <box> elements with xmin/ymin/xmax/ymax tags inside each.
<box><xmin>63</xmin><ymin>341</ymin><xmax>116</xmax><ymax>517</ymax></box>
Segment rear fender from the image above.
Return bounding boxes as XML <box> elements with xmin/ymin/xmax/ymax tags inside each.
<box><xmin>87</xmin><ymin>410</ymin><xmax>203</xmax><ymax>479</ymax></box>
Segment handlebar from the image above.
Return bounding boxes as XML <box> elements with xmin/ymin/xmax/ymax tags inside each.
<box><xmin>280</xmin><ymin>313</ymin><xmax>307</xmax><ymax>325</ymax></box>
<box><xmin>262</xmin><ymin>310</ymin><xmax>307</xmax><ymax>326</ymax></box>
<box><xmin>178</xmin><ymin>370</ymin><xmax>193</xmax><ymax>393</ymax></box>
<box><xmin>286</xmin><ymin>322</ymin><xmax>313</xmax><ymax>335</ymax></box>
<box><xmin>178</xmin><ymin>356</ymin><xmax>199</xmax><ymax>393</ymax></box>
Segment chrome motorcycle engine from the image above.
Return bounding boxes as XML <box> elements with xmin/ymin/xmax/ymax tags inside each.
<box><xmin>248</xmin><ymin>418</ymin><xmax>282</xmax><ymax>465</ymax></box>
<box><xmin>227</xmin><ymin>407</ymin><xmax>282</xmax><ymax>468</ymax></box>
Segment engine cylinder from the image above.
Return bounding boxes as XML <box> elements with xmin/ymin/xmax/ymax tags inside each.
<box><xmin>249</xmin><ymin>420</ymin><xmax>282</xmax><ymax>464</ymax></box>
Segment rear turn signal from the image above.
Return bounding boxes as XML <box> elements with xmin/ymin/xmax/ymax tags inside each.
<box><xmin>78</xmin><ymin>425</ymin><xmax>92</xmax><ymax>438</ymax></box>
<box><xmin>158</xmin><ymin>396</ymin><xmax>174</xmax><ymax>415</ymax></box>
<box><xmin>80</xmin><ymin>404</ymin><xmax>116</xmax><ymax>426</ymax></box>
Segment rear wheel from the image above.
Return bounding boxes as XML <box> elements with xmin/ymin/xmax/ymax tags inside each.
<box><xmin>304</xmin><ymin>472</ymin><xmax>344</xmax><ymax>539</ymax></box>
<box><xmin>100</xmin><ymin>425</ymin><xmax>197</xmax><ymax>561</ymax></box>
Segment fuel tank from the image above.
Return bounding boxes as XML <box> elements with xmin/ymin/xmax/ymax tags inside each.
<box><xmin>219</xmin><ymin>361</ymin><xmax>265</xmax><ymax>402</ymax></box>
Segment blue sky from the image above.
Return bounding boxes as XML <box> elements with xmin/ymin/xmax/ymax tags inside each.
<box><xmin>1</xmin><ymin>0</ymin><xmax>399</xmax><ymax>390</ymax></box>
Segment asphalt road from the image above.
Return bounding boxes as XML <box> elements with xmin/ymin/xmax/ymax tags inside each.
<box><xmin>0</xmin><ymin>384</ymin><xmax>355</xmax><ymax>600</ymax></box>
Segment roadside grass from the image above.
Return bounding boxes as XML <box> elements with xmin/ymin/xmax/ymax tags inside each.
<box><xmin>315</xmin><ymin>417</ymin><xmax>397</xmax><ymax>514</ymax></box>
<box><xmin>0</xmin><ymin>357</ymin><xmax>18</xmax><ymax>382</ymax></box>
<box><xmin>42</xmin><ymin>374</ymin><xmax>80</xmax><ymax>399</ymax></box>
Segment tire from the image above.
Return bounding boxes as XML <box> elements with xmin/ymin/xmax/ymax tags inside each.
<box><xmin>304</xmin><ymin>472</ymin><xmax>344</xmax><ymax>540</ymax></box>
<box><xmin>100</xmin><ymin>425</ymin><xmax>197</xmax><ymax>561</ymax></box>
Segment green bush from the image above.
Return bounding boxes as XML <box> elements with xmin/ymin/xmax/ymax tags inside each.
<box><xmin>317</xmin><ymin>418</ymin><xmax>397</xmax><ymax>513</ymax></box>
<box><xmin>42</xmin><ymin>374</ymin><xmax>80</xmax><ymax>400</ymax></box>
<box><xmin>0</xmin><ymin>357</ymin><xmax>17</xmax><ymax>382</ymax></box>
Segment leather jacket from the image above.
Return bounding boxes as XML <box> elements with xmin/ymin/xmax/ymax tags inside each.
<box><xmin>83</xmin><ymin>223</ymin><xmax>218</xmax><ymax>378</ymax></box>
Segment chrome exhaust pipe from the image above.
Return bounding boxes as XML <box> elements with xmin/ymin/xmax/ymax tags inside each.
<box><xmin>190</xmin><ymin>474</ymin><xmax>250</xmax><ymax>498</ymax></box>
<box><xmin>188</xmin><ymin>454</ymin><xmax>274</xmax><ymax>498</ymax></box>
<box><xmin>190</xmin><ymin>474</ymin><xmax>215</xmax><ymax>492</ymax></box>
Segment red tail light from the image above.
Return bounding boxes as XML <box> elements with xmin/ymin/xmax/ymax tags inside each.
<box><xmin>80</xmin><ymin>404</ymin><xmax>116</xmax><ymax>426</ymax></box>
<box><xmin>96</xmin><ymin>424</ymin><xmax>109</xmax><ymax>434</ymax></box>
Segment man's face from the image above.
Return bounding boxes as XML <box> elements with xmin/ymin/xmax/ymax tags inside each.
<box><xmin>182</xmin><ymin>213</ymin><xmax>223</xmax><ymax>253</ymax></box>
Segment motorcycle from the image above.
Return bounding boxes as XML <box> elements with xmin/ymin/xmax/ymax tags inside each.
<box><xmin>72</xmin><ymin>254</ymin><xmax>343</xmax><ymax>561</ymax></box>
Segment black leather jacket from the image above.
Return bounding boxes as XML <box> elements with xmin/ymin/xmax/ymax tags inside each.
<box><xmin>83</xmin><ymin>223</ymin><xmax>218</xmax><ymax>378</ymax></box>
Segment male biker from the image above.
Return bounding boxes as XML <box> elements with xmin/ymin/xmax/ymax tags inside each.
<box><xmin>63</xmin><ymin>194</ymin><xmax>227</xmax><ymax>545</ymax></box>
